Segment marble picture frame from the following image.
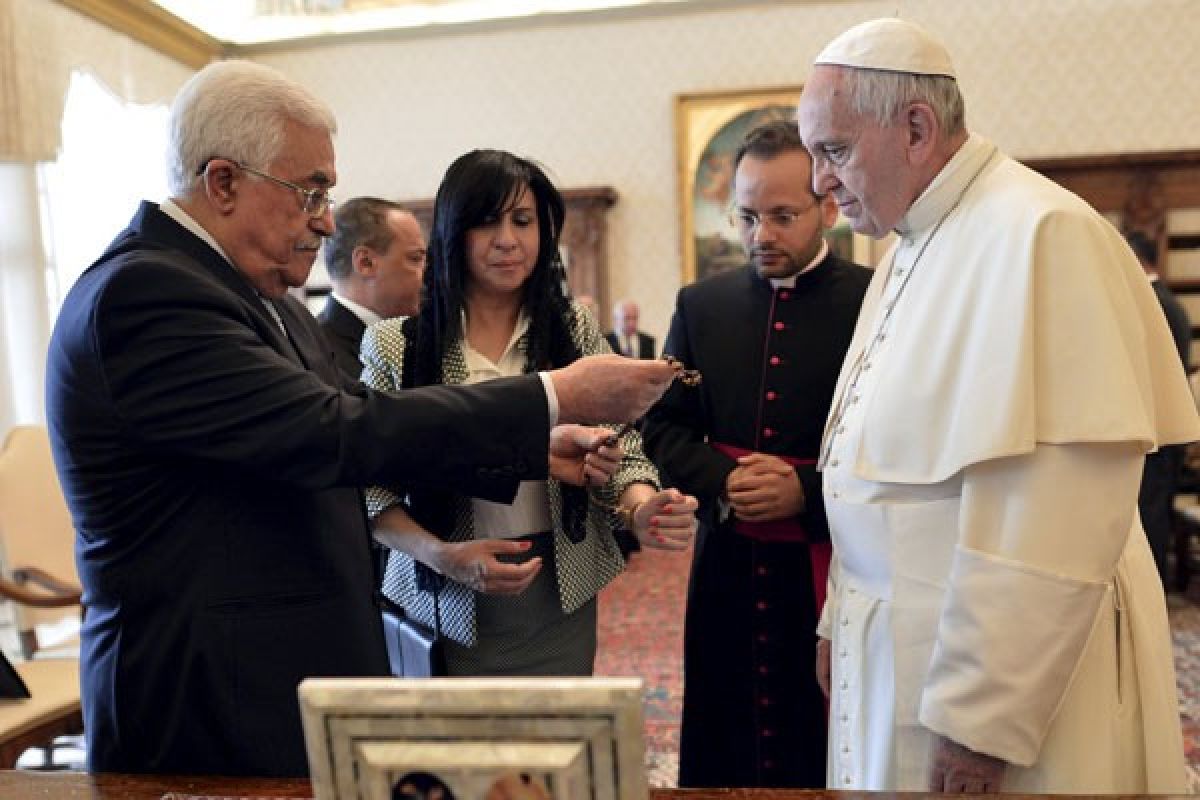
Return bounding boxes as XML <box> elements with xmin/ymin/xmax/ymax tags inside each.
<box><xmin>298</xmin><ymin>677</ymin><xmax>647</xmax><ymax>800</ymax></box>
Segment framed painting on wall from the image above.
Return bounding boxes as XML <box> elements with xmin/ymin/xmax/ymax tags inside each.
<box><xmin>675</xmin><ymin>86</ymin><xmax>876</xmax><ymax>285</ymax></box>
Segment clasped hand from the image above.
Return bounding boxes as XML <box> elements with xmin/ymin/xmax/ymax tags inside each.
<box><xmin>628</xmin><ymin>488</ymin><xmax>698</xmax><ymax>551</ymax></box>
<box><xmin>439</xmin><ymin>538</ymin><xmax>542</xmax><ymax>596</ymax></box>
<box><xmin>726</xmin><ymin>452</ymin><xmax>805</xmax><ymax>521</ymax></box>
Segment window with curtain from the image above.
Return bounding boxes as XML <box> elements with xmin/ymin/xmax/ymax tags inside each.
<box><xmin>39</xmin><ymin>70</ymin><xmax>170</xmax><ymax>314</ymax></box>
<box><xmin>0</xmin><ymin>70</ymin><xmax>169</xmax><ymax>434</ymax></box>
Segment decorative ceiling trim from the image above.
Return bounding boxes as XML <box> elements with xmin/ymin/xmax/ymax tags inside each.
<box><xmin>210</xmin><ymin>0</ymin><xmax>793</xmax><ymax>54</ymax></box>
<box><xmin>54</xmin><ymin>0</ymin><xmax>223</xmax><ymax>69</ymax></box>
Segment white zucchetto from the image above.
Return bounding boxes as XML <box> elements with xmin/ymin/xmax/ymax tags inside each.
<box><xmin>814</xmin><ymin>18</ymin><xmax>956</xmax><ymax>79</ymax></box>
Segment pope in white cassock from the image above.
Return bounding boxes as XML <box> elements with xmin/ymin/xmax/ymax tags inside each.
<box><xmin>798</xmin><ymin>18</ymin><xmax>1199</xmax><ymax>795</ymax></box>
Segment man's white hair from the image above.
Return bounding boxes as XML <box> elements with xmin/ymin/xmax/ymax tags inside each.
<box><xmin>166</xmin><ymin>60</ymin><xmax>337</xmax><ymax>196</ymax></box>
<box><xmin>842</xmin><ymin>69</ymin><xmax>965</xmax><ymax>137</ymax></box>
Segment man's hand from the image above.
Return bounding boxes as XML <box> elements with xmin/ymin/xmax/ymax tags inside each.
<box><xmin>726</xmin><ymin>452</ymin><xmax>805</xmax><ymax>521</ymax></box>
<box><xmin>929</xmin><ymin>734</ymin><xmax>1007</xmax><ymax>793</ymax></box>
<box><xmin>816</xmin><ymin>637</ymin><xmax>831</xmax><ymax>698</ymax></box>
<box><xmin>434</xmin><ymin>539</ymin><xmax>542</xmax><ymax>596</ymax></box>
<box><xmin>549</xmin><ymin>424</ymin><xmax>621</xmax><ymax>487</ymax></box>
<box><xmin>550</xmin><ymin>354</ymin><xmax>675</xmax><ymax>424</ymax></box>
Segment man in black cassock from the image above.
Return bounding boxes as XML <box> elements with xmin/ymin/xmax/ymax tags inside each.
<box><xmin>643</xmin><ymin>120</ymin><xmax>871</xmax><ymax>788</ymax></box>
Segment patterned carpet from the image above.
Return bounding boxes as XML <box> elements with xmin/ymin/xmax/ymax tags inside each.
<box><xmin>594</xmin><ymin>544</ymin><xmax>689</xmax><ymax>788</ymax></box>
<box><xmin>597</xmin><ymin>542</ymin><xmax>1200</xmax><ymax>789</ymax></box>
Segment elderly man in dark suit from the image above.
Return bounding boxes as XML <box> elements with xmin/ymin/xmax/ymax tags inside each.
<box><xmin>318</xmin><ymin>197</ymin><xmax>426</xmax><ymax>382</ymax></box>
<box><xmin>605</xmin><ymin>299</ymin><xmax>656</xmax><ymax>358</ymax></box>
<box><xmin>45</xmin><ymin>59</ymin><xmax>674</xmax><ymax>778</ymax></box>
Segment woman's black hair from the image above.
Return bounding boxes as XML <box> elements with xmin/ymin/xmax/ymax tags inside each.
<box><xmin>411</xmin><ymin>149</ymin><xmax>579</xmax><ymax>387</ymax></box>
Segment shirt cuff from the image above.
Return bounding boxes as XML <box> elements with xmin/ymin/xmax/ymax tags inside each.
<box><xmin>538</xmin><ymin>371</ymin><xmax>559</xmax><ymax>427</ymax></box>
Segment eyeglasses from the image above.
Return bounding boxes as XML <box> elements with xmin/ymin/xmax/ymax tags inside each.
<box><xmin>200</xmin><ymin>159</ymin><xmax>334</xmax><ymax>218</ymax></box>
<box><xmin>729</xmin><ymin>204</ymin><xmax>816</xmax><ymax>234</ymax></box>
<box><xmin>235</xmin><ymin>162</ymin><xmax>334</xmax><ymax>218</ymax></box>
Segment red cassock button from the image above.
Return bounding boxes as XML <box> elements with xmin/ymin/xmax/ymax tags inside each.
<box><xmin>757</xmin><ymin>633</ymin><xmax>769</xmax><ymax>643</ymax></box>
<box><xmin>758</xmin><ymin>665</ymin><xmax>769</xmax><ymax>676</ymax></box>
<box><xmin>773</xmin><ymin>321</ymin><xmax>785</xmax><ymax>331</ymax></box>
<box><xmin>763</xmin><ymin>428</ymin><xmax>775</xmax><ymax>438</ymax></box>
<box><xmin>766</xmin><ymin>390</ymin><xmax>777</xmax><ymax>401</ymax></box>
<box><xmin>756</xmin><ymin>565</ymin><xmax>769</xmax><ymax>576</ymax></box>
<box><xmin>779</xmin><ymin>290</ymin><xmax>791</xmax><ymax>300</ymax></box>
<box><xmin>756</xmin><ymin>600</ymin><xmax>768</xmax><ymax>611</ymax></box>
<box><xmin>769</xmin><ymin>356</ymin><xmax>781</xmax><ymax>366</ymax></box>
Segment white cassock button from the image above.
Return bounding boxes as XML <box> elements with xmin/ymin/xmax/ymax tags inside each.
<box><xmin>848</xmin><ymin>587</ymin><xmax>856</xmax><ymax>594</ymax></box>
<box><xmin>836</xmin><ymin>425</ymin><xmax>846</xmax><ymax>434</ymax></box>
<box><xmin>841</xmin><ymin>617</ymin><xmax>849</xmax><ymax>626</ymax></box>
<box><xmin>844</xmin><ymin>776</ymin><xmax>852</xmax><ymax>785</ymax></box>
<box><xmin>840</xmin><ymin>680</ymin><xmax>848</xmax><ymax>690</ymax></box>
<box><xmin>850</xmin><ymin>394</ymin><xmax>860</xmax><ymax>404</ymax></box>
<box><xmin>840</xmin><ymin>649</ymin><xmax>847</xmax><ymax>658</ymax></box>
<box><xmin>830</xmin><ymin>459</ymin><xmax>840</xmax><ymax>468</ymax></box>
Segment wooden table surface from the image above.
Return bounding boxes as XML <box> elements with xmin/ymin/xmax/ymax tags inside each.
<box><xmin>0</xmin><ymin>772</ymin><xmax>1188</xmax><ymax>800</ymax></box>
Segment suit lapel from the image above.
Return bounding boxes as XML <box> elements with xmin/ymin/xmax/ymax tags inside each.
<box><xmin>277</xmin><ymin>296</ymin><xmax>344</xmax><ymax>386</ymax></box>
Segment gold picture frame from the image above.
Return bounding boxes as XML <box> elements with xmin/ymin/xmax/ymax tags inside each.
<box><xmin>675</xmin><ymin>86</ymin><xmax>881</xmax><ymax>285</ymax></box>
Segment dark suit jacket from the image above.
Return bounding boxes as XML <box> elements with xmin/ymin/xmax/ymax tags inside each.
<box><xmin>604</xmin><ymin>330</ymin><xmax>656</xmax><ymax>359</ymax></box>
<box><xmin>316</xmin><ymin>294</ymin><xmax>368</xmax><ymax>383</ymax></box>
<box><xmin>45</xmin><ymin>202</ymin><xmax>549</xmax><ymax>777</ymax></box>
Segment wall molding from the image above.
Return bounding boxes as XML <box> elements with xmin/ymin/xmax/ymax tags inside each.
<box><xmin>53</xmin><ymin>0</ymin><xmax>222</xmax><ymax>69</ymax></box>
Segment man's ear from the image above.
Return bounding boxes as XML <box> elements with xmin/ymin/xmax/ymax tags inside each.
<box><xmin>202</xmin><ymin>162</ymin><xmax>239</xmax><ymax>215</ymax></box>
<box><xmin>352</xmin><ymin>245</ymin><xmax>375</xmax><ymax>277</ymax></box>
<box><xmin>905</xmin><ymin>102</ymin><xmax>939</xmax><ymax>164</ymax></box>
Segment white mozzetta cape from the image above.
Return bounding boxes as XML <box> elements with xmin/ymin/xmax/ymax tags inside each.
<box><xmin>837</xmin><ymin>139</ymin><xmax>1199</xmax><ymax>484</ymax></box>
<box><xmin>819</xmin><ymin>135</ymin><xmax>1199</xmax><ymax>793</ymax></box>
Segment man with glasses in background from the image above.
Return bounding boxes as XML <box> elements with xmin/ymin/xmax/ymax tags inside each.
<box><xmin>46</xmin><ymin>59</ymin><xmax>675</xmax><ymax>778</ymax></box>
<box><xmin>643</xmin><ymin>120</ymin><xmax>871</xmax><ymax>788</ymax></box>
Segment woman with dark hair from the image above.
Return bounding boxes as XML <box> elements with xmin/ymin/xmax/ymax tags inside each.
<box><xmin>361</xmin><ymin>149</ymin><xmax>697</xmax><ymax>676</ymax></box>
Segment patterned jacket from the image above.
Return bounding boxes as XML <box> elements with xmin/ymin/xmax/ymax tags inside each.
<box><xmin>360</xmin><ymin>302</ymin><xmax>660</xmax><ymax>646</ymax></box>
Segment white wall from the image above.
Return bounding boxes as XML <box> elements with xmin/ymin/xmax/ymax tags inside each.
<box><xmin>253</xmin><ymin>0</ymin><xmax>1200</xmax><ymax>344</ymax></box>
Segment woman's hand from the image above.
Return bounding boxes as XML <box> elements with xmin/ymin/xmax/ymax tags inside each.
<box><xmin>434</xmin><ymin>538</ymin><xmax>542</xmax><ymax>595</ymax></box>
<box><xmin>549</xmin><ymin>424</ymin><xmax>622</xmax><ymax>487</ymax></box>
<box><xmin>628</xmin><ymin>488</ymin><xmax>698</xmax><ymax>551</ymax></box>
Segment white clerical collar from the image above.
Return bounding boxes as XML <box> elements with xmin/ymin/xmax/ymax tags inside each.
<box><xmin>159</xmin><ymin>198</ymin><xmax>236</xmax><ymax>267</ymax></box>
<box><xmin>331</xmin><ymin>292</ymin><xmax>383</xmax><ymax>326</ymax></box>
<box><xmin>769</xmin><ymin>239</ymin><xmax>829</xmax><ymax>290</ymax></box>
<box><xmin>895</xmin><ymin>133</ymin><xmax>997</xmax><ymax>238</ymax></box>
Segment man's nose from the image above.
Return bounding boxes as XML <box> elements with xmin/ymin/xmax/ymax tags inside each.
<box><xmin>812</xmin><ymin>161</ymin><xmax>838</xmax><ymax>195</ymax></box>
<box><xmin>311</xmin><ymin>205</ymin><xmax>335</xmax><ymax>236</ymax></box>
<box><xmin>752</xmin><ymin>218</ymin><xmax>776</xmax><ymax>243</ymax></box>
